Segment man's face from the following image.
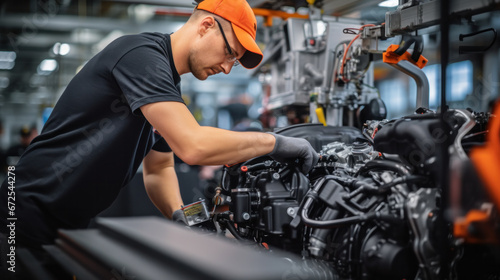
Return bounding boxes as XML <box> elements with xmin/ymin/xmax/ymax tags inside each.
<box><xmin>20</xmin><ymin>135</ymin><xmax>31</xmax><ymax>147</ymax></box>
<box><xmin>188</xmin><ymin>17</ymin><xmax>245</xmax><ymax>80</ymax></box>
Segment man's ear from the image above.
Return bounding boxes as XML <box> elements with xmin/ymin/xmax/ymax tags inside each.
<box><xmin>198</xmin><ymin>16</ymin><xmax>215</xmax><ymax>37</ymax></box>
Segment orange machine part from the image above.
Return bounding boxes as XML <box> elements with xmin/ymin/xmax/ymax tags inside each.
<box><xmin>454</xmin><ymin>209</ymin><xmax>498</xmax><ymax>244</ymax></box>
<box><xmin>252</xmin><ymin>8</ymin><xmax>309</xmax><ymax>27</ymax></box>
<box><xmin>470</xmin><ymin>101</ymin><xmax>500</xmax><ymax>212</ymax></box>
<box><xmin>382</xmin><ymin>44</ymin><xmax>428</xmax><ymax>69</ymax></box>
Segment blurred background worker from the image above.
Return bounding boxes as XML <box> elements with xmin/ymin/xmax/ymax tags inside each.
<box><xmin>3</xmin><ymin>125</ymin><xmax>38</xmax><ymax>166</ymax></box>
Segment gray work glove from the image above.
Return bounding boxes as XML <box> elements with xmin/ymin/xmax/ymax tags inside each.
<box><xmin>267</xmin><ymin>133</ymin><xmax>319</xmax><ymax>174</ymax></box>
<box><xmin>172</xmin><ymin>209</ymin><xmax>187</xmax><ymax>225</ymax></box>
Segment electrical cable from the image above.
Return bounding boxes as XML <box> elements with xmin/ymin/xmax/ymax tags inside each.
<box><xmin>339</xmin><ymin>24</ymin><xmax>376</xmax><ymax>82</ymax></box>
<box><xmin>225</xmin><ymin>220</ymin><xmax>245</xmax><ymax>240</ymax></box>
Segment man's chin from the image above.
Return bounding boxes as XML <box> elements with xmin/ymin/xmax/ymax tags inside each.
<box><xmin>192</xmin><ymin>71</ymin><xmax>209</xmax><ymax>81</ymax></box>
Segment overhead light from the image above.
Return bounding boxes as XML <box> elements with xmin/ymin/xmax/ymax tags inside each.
<box><xmin>37</xmin><ymin>59</ymin><xmax>58</xmax><ymax>75</ymax></box>
<box><xmin>0</xmin><ymin>77</ymin><xmax>9</xmax><ymax>88</ymax></box>
<box><xmin>53</xmin><ymin>43</ymin><xmax>71</xmax><ymax>56</ymax></box>
<box><xmin>0</xmin><ymin>51</ymin><xmax>16</xmax><ymax>70</ymax></box>
<box><xmin>0</xmin><ymin>61</ymin><xmax>14</xmax><ymax>70</ymax></box>
<box><xmin>378</xmin><ymin>0</ymin><xmax>399</xmax><ymax>7</ymax></box>
<box><xmin>131</xmin><ymin>4</ymin><xmax>156</xmax><ymax>23</ymax></box>
<box><xmin>71</xmin><ymin>28</ymin><xmax>102</xmax><ymax>44</ymax></box>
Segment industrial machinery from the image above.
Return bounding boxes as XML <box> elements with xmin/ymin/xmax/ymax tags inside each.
<box><xmin>257</xmin><ymin>0</ymin><xmax>500</xmax><ymax>129</ymax></box>
<box><xmin>259</xmin><ymin>14</ymin><xmax>384</xmax><ymax>127</ymax></box>
<box><xmin>193</xmin><ymin>1</ymin><xmax>500</xmax><ymax>279</ymax></box>
<box><xmin>206</xmin><ymin>108</ymin><xmax>498</xmax><ymax>280</ymax></box>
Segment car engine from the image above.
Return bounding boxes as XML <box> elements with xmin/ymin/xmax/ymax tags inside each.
<box><xmin>206</xmin><ymin>109</ymin><xmax>499</xmax><ymax>280</ymax></box>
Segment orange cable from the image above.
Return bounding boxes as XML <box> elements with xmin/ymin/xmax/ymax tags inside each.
<box><xmin>339</xmin><ymin>24</ymin><xmax>376</xmax><ymax>82</ymax></box>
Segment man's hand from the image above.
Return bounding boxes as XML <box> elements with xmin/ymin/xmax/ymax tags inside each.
<box><xmin>267</xmin><ymin>133</ymin><xmax>319</xmax><ymax>174</ymax></box>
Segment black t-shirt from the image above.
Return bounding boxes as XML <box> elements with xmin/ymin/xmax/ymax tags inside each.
<box><xmin>0</xmin><ymin>33</ymin><xmax>184</xmax><ymax>246</ymax></box>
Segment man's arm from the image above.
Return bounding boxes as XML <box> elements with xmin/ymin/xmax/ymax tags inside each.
<box><xmin>142</xmin><ymin>149</ymin><xmax>183</xmax><ymax>219</ymax></box>
<box><xmin>141</xmin><ymin>101</ymin><xmax>275</xmax><ymax>166</ymax></box>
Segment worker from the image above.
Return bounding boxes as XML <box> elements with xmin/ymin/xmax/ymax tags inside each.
<box><xmin>0</xmin><ymin>0</ymin><xmax>318</xmax><ymax>270</ymax></box>
<box><xmin>3</xmin><ymin>125</ymin><xmax>38</xmax><ymax>167</ymax></box>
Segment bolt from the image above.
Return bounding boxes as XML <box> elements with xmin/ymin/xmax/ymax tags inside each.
<box><xmin>242</xmin><ymin>212</ymin><xmax>250</xmax><ymax>220</ymax></box>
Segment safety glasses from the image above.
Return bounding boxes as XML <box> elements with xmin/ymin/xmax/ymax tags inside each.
<box><xmin>214</xmin><ymin>18</ymin><xmax>240</xmax><ymax>67</ymax></box>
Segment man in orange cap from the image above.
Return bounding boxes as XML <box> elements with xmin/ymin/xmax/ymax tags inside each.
<box><xmin>0</xmin><ymin>0</ymin><xmax>318</xmax><ymax>265</ymax></box>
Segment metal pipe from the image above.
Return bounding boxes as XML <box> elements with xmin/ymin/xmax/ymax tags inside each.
<box><xmin>390</xmin><ymin>60</ymin><xmax>429</xmax><ymax>109</ymax></box>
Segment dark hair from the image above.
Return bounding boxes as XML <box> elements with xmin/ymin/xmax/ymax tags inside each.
<box><xmin>20</xmin><ymin>126</ymin><xmax>31</xmax><ymax>137</ymax></box>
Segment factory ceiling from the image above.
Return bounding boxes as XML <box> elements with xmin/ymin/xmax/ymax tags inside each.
<box><xmin>0</xmin><ymin>0</ymin><xmax>392</xmax><ymax>105</ymax></box>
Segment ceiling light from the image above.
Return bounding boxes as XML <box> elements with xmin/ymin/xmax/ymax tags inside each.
<box><xmin>378</xmin><ymin>0</ymin><xmax>399</xmax><ymax>7</ymax></box>
<box><xmin>0</xmin><ymin>51</ymin><xmax>16</xmax><ymax>70</ymax></box>
<box><xmin>0</xmin><ymin>77</ymin><xmax>9</xmax><ymax>88</ymax></box>
<box><xmin>53</xmin><ymin>43</ymin><xmax>71</xmax><ymax>56</ymax></box>
<box><xmin>0</xmin><ymin>61</ymin><xmax>14</xmax><ymax>70</ymax></box>
<box><xmin>0</xmin><ymin>51</ymin><xmax>16</xmax><ymax>61</ymax></box>
<box><xmin>38</xmin><ymin>59</ymin><xmax>58</xmax><ymax>75</ymax></box>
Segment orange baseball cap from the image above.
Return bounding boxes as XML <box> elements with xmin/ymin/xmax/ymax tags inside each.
<box><xmin>196</xmin><ymin>0</ymin><xmax>263</xmax><ymax>69</ymax></box>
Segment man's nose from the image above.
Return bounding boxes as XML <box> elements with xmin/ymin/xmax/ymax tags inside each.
<box><xmin>220</xmin><ymin>61</ymin><xmax>235</xmax><ymax>74</ymax></box>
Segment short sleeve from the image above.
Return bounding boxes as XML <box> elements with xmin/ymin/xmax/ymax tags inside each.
<box><xmin>152</xmin><ymin>136</ymin><xmax>172</xmax><ymax>153</ymax></box>
<box><xmin>112</xmin><ymin>45</ymin><xmax>184</xmax><ymax>115</ymax></box>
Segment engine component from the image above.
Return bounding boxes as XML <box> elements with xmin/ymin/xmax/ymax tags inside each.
<box><xmin>181</xmin><ymin>199</ymin><xmax>210</xmax><ymax>226</ymax></box>
<box><xmin>358</xmin><ymin>98</ymin><xmax>387</xmax><ymax>126</ymax></box>
<box><xmin>319</xmin><ymin>141</ymin><xmax>377</xmax><ymax>173</ymax></box>
<box><xmin>208</xmin><ymin>109</ymin><xmax>498</xmax><ymax>280</ymax></box>
<box><xmin>406</xmin><ymin>188</ymin><xmax>441</xmax><ymax>280</ymax></box>
<box><xmin>215</xmin><ymin>135</ymin><xmax>419</xmax><ymax>279</ymax></box>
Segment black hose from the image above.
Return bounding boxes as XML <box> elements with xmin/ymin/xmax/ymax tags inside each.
<box><xmin>344</xmin><ymin>180</ymin><xmax>379</xmax><ymax>199</ymax></box>
<box><xmin>225</xmin><ymin>220</ymin><xmax>245</xmax><ymax>241</ymax></box>
<box><xmin>301</xmin><ymin>209</ymin><xmax>399</xmax><ymax>229</ymax></box>
<box><xmin>355</xmin><ymin>159</ymin><xmax>411</xmax><ymax>177</ymax></box>
<box><xmin>344</xmin><ymin>175</ymin><xmax>428</xmax><ymax>198</ymax></box>
<box><xmin>245</xmin><ymin>162</ymin><xmax>268</xmax><ymax>172</ymax></box>
<box><xmin>301</xmin><ymin>177</ymin><xmax>401</xmax><ymax>229</ymax></box>
<box><xmin>377</xmin><ymin>175</ymin><xmax>428</xmax><ymax>193</ymax></box>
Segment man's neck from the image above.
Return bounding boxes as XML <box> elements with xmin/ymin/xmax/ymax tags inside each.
<box><xmin>170</xmin><ymin>29</ymin><xmax>190</xmax><ymax>75</ymax></box>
